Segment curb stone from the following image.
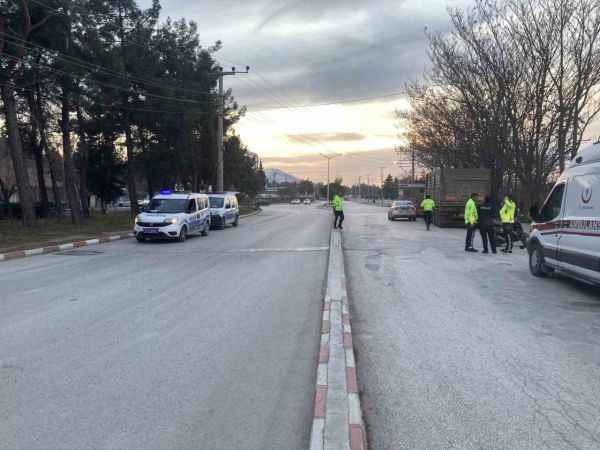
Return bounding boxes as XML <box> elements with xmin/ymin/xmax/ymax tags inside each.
<box><xmin>0</xmin><ymin>233</ymin><xmax>134</xmax><ymax>262</ymax></box>
<box><xmin>310</xmin><ymin>229</ymin><xmax>367</xmax><ymax>450</ymax></box>
<box><xmin>0</xmin><ymin>209</ymin><xmax>262</xmax><ymax>263</ymax></box>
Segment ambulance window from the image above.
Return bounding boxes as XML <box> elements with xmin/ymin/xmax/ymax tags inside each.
<box><xmin>538</xmin><ymin>184</ymin><xmax>565</xmax><ymax>222</ymax></box>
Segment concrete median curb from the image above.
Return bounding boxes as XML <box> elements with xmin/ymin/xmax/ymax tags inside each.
<box><xmin>310</xmin><ymin>229</ymin><xmax>367</xmax><ymax>450</ymax></box>
<box><xmin>0</xmin><ymin>232</ymin><xmax>134</xmax><ymax>263</ymax></box>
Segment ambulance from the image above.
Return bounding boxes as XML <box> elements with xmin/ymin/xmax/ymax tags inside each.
<box><xmin>134</xmin><ymin>191</ymin><xmax>211</xmax><ymax>242</ymax></box>
<box><xmin>529</xmin><ymin>144</ymin><xmax>600</xmax><ymax>284</ymax></box>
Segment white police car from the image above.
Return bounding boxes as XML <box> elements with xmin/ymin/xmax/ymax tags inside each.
<box><xmin>134</xmin><ymin>191</ymin><xmax>211</xmax><ymax>242</ymax></box>
<box><xmin>208</xmin><ymin>193</ymin><xmax>240</xmax><ymax>229</ymax></box>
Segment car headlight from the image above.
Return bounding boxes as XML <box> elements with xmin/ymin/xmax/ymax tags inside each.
<box><xmin>165</xmin><ymin>217</ymin><xmax>178</xmax><ymax>225</ymax></box>
<box><xmin>135</xmin><ymin>215</ymin><xmax>142</xmax><ymax>224</ymax></box>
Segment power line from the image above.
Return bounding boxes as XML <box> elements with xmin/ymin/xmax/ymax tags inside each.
<box><xmin>1</xmin><ymin>53</ymin><xmax>207</xmax><ymax>105</ymax></box>
<box><xmin>0</xmin><ymin>82</ymin><xmax>212</xmax><ymax>115</ymax></box>
<box><xmin>1</xmin><ymin>31</ymin><xmax>217</xmax><ymax>98</ymax></box>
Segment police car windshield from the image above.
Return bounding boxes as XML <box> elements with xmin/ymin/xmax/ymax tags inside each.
<box><xmin>209</xmin><ymin>197</ymin><xmax>224</xmax><ymax>208</ymax></box>
<box><xmin>147</xmin><ymin>198</ymin><xmax>188</xmax><ymax>213</ymax></box>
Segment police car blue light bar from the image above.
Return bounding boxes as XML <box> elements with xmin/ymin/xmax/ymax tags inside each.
<box><xmin>160</xmin><ymin>189</ymin><xmax>172</xmax><ymax>195</ymax></box>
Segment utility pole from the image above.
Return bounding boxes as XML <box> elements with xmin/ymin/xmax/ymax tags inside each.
<box><xmin>366</xmin><ymin>174</ymin><xmax>371</xmax><ymax>202</ymax></box>
<box><xmin>216</xmin><ymin>66</ymin><xmax>250</xmax><ymax>192</ymax></box>
<box><xmin>320</xmin><ymin>153</ymin><xmax>339</xmax><ymax>204</ymax></box>
<box><xmin>411</xmin><ymin>149</ymin><xmax>416</xmax><ymax>184</ymax></box>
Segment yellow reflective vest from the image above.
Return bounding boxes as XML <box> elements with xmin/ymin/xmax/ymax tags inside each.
<box><xmin>500</xmin><ymin>199</ymin><xmax>516</xmax><ymax>224</ymax></box>
<box><xmin>420</xmin><ymin>198</ymin><xmax>435</xmax><ymax>211</ymax></box>
<box><xmin>333</xmin><ymin>195</ymin><xmax>344</xmax><ymax>212</ymax></box>
<box><xmin>465</xmin><ymin>198</ymin><xmax>478</xmax><ymax>225</ymax></box>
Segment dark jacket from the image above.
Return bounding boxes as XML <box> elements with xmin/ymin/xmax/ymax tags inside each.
<box><xmin>478</xmin><ymin>201</ymin><xmax>497</xmax><ymax>228</ymax></box>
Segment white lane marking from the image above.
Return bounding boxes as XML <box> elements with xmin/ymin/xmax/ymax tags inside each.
<box><xmin>226</xmin><ymin>246</ymin><xmax>329</xmax><ymax>253</ymax></box>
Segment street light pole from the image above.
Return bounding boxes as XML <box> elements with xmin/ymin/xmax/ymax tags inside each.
<box><xmin>216</xmin><ymin>65</ymin><xmax>250</xmax><ymax>192</ymax></box>
<box><xmin>379</xmin><ymin>166</ymin><xmax>386</xmax><ymax>206</ymax></box>
<box><xmin>320</xmin><ymin>153</ymin><xmax>339</xmax><ymax>204</ymax></box>
<box><xmin>358</xmin><ymin>176</ymin><xmax>362</xmax><ymax>199</ymax></box>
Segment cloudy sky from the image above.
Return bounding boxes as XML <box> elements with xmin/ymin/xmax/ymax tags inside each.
<box><xmin>139</xmin><ymin>0</ymin><xmax>472</xmax><ymax>183</ymax></box>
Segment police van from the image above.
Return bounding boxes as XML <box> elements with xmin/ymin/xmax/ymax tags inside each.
<box><xmin>134</xmin><ymin>191</ymin><xmax>211</xmax><ymax>242</ymax></box>
<box><xmin>208</xmin><ymin>193</ymin><xmax>240</xmax><ymax>229</ymax></box>
<box><xmin>529</xmin><ymin>144</ymin><xmax>600</xmax><ymax>284</ymax></box>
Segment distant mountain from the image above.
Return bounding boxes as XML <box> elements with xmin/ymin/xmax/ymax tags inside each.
<box><xmin>264</xmin><ymin>168</ymin><xmax>299</xmax><ymax>184</ymax></box>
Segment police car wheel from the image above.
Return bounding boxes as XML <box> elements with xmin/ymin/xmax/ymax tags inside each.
<box><xmin>232</xmin><ymin>216</ymin><xmax>239</xmax><ymax>227</ymax></box>
<box><xmin>529</xmin><ymin>244</ymin><xmax>550</xmax><ymax>278</ymax></box>
<box><xmin>136</xmin><ymin>234</ymin><xmax>145</xmax><ymax>243</ymax></box>
<box><xmin>178</xmin><ymin>226</ymin><xmax>188</xmax><ymax>242</ymax></box>
<box><xmin>201</xmin><ymin>222</ymin><xmax>209</xmax><ymax>236</ymax></box>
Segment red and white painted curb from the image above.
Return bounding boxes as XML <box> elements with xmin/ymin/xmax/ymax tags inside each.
<box><xmin>310</xmin><ymin>229</ymin><xmax>367</xmax><ymax>450</ymax></box>
<box><xmin>0</xmin><ymin>233</ymin><xmax>133</xmax><ymax>262</ymax></box>
<box><xmin>0</xmin><ymin>209</ymin><xmax>262</xmax><ymax>263</ymax></box>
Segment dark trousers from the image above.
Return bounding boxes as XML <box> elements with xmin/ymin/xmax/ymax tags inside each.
<box><xmin>480</xmin><ymin>225</ymin><xmax>496</xmax><ymax>253</ymax></box>
<box><xmin>502</xmin><ymin>223</ymin><xmax>514</xmax><ymax>251</ymax></box>
<box><xmin>424</xmin><ymin>211</ymin><xmax>433</xmax><ymax>230</ymax></box>
<box><xmin>334</xmin><ymin>210</ymin><xmax>344</xmax><ymax>228</ymax></box>
<box><xmin>465</xmin><ymin>224</ymin><xmax>476</xmax><ymax>250</ymax></box>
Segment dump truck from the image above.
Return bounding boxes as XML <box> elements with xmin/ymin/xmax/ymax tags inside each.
<box><xmin>426</xmin><ymin>168</ymin><xmax>492</xmax><ymax>227</ymax></box>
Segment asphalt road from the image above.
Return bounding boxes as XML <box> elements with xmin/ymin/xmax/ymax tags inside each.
<box><xmin>0</xmin><ymin>204</ymin><xmax>330</xmax><ymax>450</ymax></box>
<box><xmin>343</xmin><ymin>201</ymin><xmax>600</xmax><ymax>450</ymax></box>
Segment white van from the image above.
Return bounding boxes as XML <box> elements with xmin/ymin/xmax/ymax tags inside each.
<box><xmin>528</xmin><ymin>145</ymin><xmax>600</xmax><ymax>284</ymax></box>
<box><xmin>208</xmin><ymin>193</ymin><xmax>240</xmax><ymax>229</ymax></box>
<box><xmin>134</xmin><ymin>191</ymin><xmax>211</xmax><ymax>242</ymax></box>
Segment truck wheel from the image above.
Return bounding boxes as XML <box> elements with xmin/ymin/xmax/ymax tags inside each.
<box><xmin>529</xmin><ymin>243</ymin><xmax>551</xmax><ymax>277</ymax></box>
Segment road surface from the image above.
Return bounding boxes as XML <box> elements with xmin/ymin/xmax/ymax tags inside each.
<box><xmin>0</xmin><ymin>205</ymin><xmax>329</xmax><ymax>450</ymax></box>
<box><xmin>344</xmin><ymin>201</ymin><xmax>600</xmax><ymax>450</ymax></box>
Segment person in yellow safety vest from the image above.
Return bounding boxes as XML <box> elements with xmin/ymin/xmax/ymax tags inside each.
<box><xmin>464</xmin><ymin>193</ymin><xmax>479</xmax><ymax>252</ymax></box>
<box><xmin>420</xmin><ymin>194</ymin><xmax>436</xmax><ymax>231</ymax></box>
<box><xmin>333</xmin><ymin>191</ymin><xmax>344</xmax><ymax>229</ymax></box>
<box><xmin>499</xmin><ymin>194</ymin><xmax>517</xmax><ymax>253</ymax></box>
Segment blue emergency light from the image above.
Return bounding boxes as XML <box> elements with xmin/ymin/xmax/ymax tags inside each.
<box><xmin>159</xmin><ymin>189</ymin><xmax>172</xmax><ymax>195</ymax></box>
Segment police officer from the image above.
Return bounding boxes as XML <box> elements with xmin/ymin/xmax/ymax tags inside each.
<box><xmin>500</xmin><ymin>193</ymin><xmax>516</xmax><ymax>253</ymax></box>
<box><xmin>333</xmin><ymin>190</ymin><xmax>344</xmax><ymax>229</ymax></box>
<box><xmin>465</xmin><ymin>193</ymin><xmax>479</xmax><ymax>252</ymax></box>
<box><xmin>478</xmin><ymin>196</ymin><xmax>497</xmax><ymax>254</ymax></box>
<box><xmin>420</xmin><ymin>194</ymin><xmax>435</xmax><ymax>231</ymax></box>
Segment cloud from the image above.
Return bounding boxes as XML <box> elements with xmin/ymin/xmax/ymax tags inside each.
<box><xmin>261</xmin><ymin>148</ymin><xmax>407</xmax><ymax>183</ymax></box>
<box><xmin>285</xmin><ymin>132</ymin><xmax>366</xmax><ymax>143</ymax></box>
